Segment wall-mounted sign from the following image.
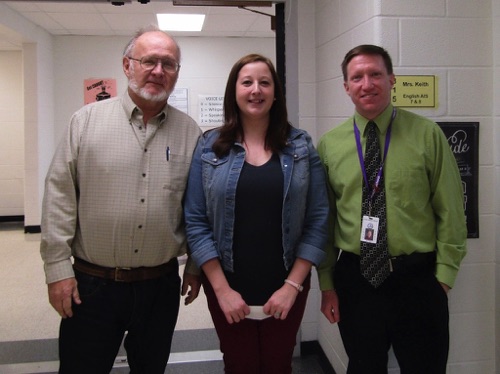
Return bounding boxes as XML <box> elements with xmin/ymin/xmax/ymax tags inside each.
<box><xmin>169</xmin><ymin>87</ymin><xmax>189</xmax><ymax>114</ymax></box>
<box><xmin>437</xmin><ymin>122</ymin><xmax>479</xmax><ymax>238</ymax></box>
<box><xmin>392</xmin><ymin>75</ymin><xmax>436</xmax><ymax>108</ymax></box>
<box><xmin>199</xmin><ymin>95</ymin><xmax>224</xmax><ymax>127</ymax></box>
<box><xmin>84</xmin><ymin>78</ymin><xmax>117</xmax><ymax>105</ymax></box>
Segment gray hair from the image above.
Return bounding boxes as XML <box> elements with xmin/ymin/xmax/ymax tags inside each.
<box><xmin>123</xmin><ymin>24</ymin><xmax>181</xmax><ymax>61</ymax></box>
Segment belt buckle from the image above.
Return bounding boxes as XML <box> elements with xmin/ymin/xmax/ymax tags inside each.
<box><xmin>114</xmin><ymin>267</ymin><xmax>131</xmax><ymax>282</ymax></box>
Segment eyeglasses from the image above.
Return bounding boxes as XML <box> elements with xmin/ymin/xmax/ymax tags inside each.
<box><xmin>128</xmin><ymin>56</ymin><xmax>180</xmax><ymax>73</ymax></box>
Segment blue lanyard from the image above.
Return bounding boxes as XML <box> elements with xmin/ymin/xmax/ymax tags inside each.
<box><xmin>354</xmin><ymin>108</ymin><xmax>396</xmax><ymax>205</ymax></box>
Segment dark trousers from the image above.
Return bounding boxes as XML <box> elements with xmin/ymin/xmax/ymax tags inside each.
<box><xmin>58</xmin><ymin>265</ymin><xmax>181</xmax><ymax>374</ymax></box>
<box><xmin>335</xmin><ymin>252</ymin><xmax>449</xmax><ymax>374</ymax></box>
<box><xmin>203</xmin><ymin>273</ymin><xmax>311</xmax><ymax>374</ymax></box>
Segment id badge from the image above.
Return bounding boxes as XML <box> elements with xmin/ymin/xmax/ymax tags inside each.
<box><xmin>360</xmin><ymin>216</ymin><xmax>379</xmax><ymax>243</ymax></box>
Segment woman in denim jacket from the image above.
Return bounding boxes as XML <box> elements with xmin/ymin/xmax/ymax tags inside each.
<box><xmin>184</xmin><ymin>54</ymin><xmax>328</xmax><ymax>374</ymax></box>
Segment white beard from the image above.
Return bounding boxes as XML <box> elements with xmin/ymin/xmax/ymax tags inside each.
<box><xmin>128</xmin><ymin>79</ymin><xmax>169</xmax><ymax>102</ymax></box>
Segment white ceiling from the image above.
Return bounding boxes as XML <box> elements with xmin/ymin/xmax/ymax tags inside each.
<box><xmin>1</xmin><ymin>0</ymin><xmax>277</xmax><ymax>50</ymax></box>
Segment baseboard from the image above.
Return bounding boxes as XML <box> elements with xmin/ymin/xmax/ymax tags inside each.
<box><xmin>0</xmin><ymin>216</ymin><xmax>41</xmax><ymax>233</ymax></box>
<box><xmin>0</xmin><ymin>215</ymin><xmax>24</xmax><ymax>222</ymax></box>
<box><xmin>24</xmin><ymin>225</ymin><xmax>41</xmax><ymax>234</ymax></box>
<box><xmin>301</xmin><ymin>340</ymin><xmax>336</xmax><ymax>374</ymax></box>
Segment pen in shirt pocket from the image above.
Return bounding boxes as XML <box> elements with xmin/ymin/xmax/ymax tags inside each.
<box><xmin>166</xmin><ymin>146</ymin><xmax>170</xmax><ymax>161</ymax></box>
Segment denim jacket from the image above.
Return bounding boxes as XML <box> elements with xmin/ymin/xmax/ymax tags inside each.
<box><xmin>184</xmin><ymin>126</ymin><xmax>328</xmax><ymax>273</ymax></box>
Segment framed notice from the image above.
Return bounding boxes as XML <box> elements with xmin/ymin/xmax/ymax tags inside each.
<box><xmin>169</xmin><ymin>88</ymin><xmax>189</xmax><ymax>114</ymax></box>
<box><xmin>437</xmin><ymin>122</ymin><xmax>479</xmax><ymax>238</ymax></box>
<box><xmin>199</xmin><ymin>95</ymin><xmax>224</xmax><ymax>127</ymax></box>
<box><xmin>84</xmin><ymin>78</ymin><xmax>117</xmax><ymax>105</ymax></box>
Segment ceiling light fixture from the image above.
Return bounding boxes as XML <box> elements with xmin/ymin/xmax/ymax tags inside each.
<box><xmin>173</xmin><ymin>0</ymin><xmax>272</xmax><ymax>7</ymax></box>
<box><xmin>157</xmin><ymin>14</ymin><xmax>206</xmax><ymax>32</ymax></box>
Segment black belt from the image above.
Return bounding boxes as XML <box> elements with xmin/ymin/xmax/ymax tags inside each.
<box><xmin>73</xmin><ymin>257</ymin><xmax>178</xmax><ymax>282</ymax></box>
<box><xmin>341</xmin><ymin>250</ymin><xmax>436</xmax><ymax>274</ymax></box>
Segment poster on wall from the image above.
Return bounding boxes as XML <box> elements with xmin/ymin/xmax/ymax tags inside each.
<box><xmin>169</xmin><ymin>88</ymin><xmax>188</xmax><ymax>114</ymax></box>
<box><xmin>84</xmin><ymin>78</ymin><xmax>117</xmax><ymax>105</ymax></box>
<box><xmin>199</xmin><ymin>95</ymin><xmax>224</xmax><ymax>128</ymax></box>
<box><xmin>437</xmin><ymin>122</ymin><xmax>479</xmax><ymax>238</ymax></box>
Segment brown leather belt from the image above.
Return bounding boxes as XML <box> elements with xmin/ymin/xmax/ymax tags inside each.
<box><xmin>73</xmin><ymin>257</ymin><xmax>178</xmax><ymax>282</ymax></box>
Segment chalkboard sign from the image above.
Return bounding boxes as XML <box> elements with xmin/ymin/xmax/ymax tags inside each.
<box><xmin>437</xmin><ymin>122</ymin><xmax>479</xmax><ymax>238</ymax></box>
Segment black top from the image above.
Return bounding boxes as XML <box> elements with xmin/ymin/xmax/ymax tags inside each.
<box><xmin>225</xmin><ymin>153</ymin><xmax>287</xmax><ymax>305</ymax></box>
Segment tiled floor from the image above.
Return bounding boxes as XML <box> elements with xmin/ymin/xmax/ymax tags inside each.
<box><xmin>0</xmin><ymin>221</ymin><xmax>334</xmax><ymax>373</ymax></box>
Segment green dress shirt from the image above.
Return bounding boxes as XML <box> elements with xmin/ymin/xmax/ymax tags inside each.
<box><xmin>317</xmin><ymin>104</ymin><xmax>467</xmax><ymax>290</ymax></box>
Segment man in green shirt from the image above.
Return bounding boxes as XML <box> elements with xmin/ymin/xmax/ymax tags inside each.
<box><xmin>317</xmin><ymin>44</ymin><xmax>467</xmax><ymax>373</ymax></box>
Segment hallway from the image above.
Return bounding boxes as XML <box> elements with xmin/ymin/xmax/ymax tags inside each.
<box><xmin>0</xmin><ymin>221</ymin><xmax>333</xmax><ymax>373</ymax></box>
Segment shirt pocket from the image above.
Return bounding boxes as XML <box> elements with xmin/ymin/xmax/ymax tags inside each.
<box><xmin>201</xmin><ymin>151</ymin><xmax>228</xmax><ymax>180</ymax></box>
<box><xmin>387</xmin><ymin>168</ymin><xmax>430</xmax><ymax>209</ymax></box>
<box><xmin>291</xmin><ymin>142</ymin><xmax>310</xmax><ymax>180</ymax></box>
<box><xmin>201</xmin><ymin>151</ymin><xmax>230</xmax><ymax>193</ymax></box>
<box><xmin>163</xmin><ymin>154</ymin><xmax>192</xmax><ymax>192</ymax></box>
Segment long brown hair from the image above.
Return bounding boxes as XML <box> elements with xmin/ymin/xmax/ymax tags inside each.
<box><xmin>212</xmin><ymin>54</ymin><xmax>290</xmax><ymax>157</ymax></box>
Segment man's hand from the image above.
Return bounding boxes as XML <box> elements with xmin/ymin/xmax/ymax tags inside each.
<box><xmin>48</xmin><ymin>278</ymin><xmax>81</xmax><ymax>318</ymax></box>
<box><xmin>181</xmin><ymin>272</ymin><xmax>201</xmax><ymax>305</ymax></box>
<box><xmin>440</xmin><ymin>282</ymin><xmax>450</xmax><ymax>294</ymax></box>
<box><xmin>321</xmin><ymin>289</ymin><xmax>340</xmax><ymax>323</ymax></box>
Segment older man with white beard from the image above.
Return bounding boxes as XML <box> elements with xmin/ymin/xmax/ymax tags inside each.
<box><xmin>40</xmin><ymin>25</ymin><xmax>202</xmax><ymax>374</ymax></box>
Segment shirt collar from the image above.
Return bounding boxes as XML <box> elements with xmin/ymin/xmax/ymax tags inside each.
<box><xmin>354</xmin><ymin>104</ymin><xmax>394</xmax><ymax>136</ymax></box>
<box><xmin>122</xmin><ymin>90</ymin><xmax>168</xmax><ymax>126</ymax></box>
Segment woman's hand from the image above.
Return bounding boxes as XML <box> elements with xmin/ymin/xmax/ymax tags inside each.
<box><xmin>263</xmin><ymin>284</ymin><xmax>298</xmax><ymax>320</ymax></box>
<box><xmin>202</xmin><ymin>258</ymin><xmax>250</xmax><ymax>324</ymax></box>
<box><xmin>216</xmin><ymin>288</ymin><xmax>250</xmax><ymax>324</ymax></box>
